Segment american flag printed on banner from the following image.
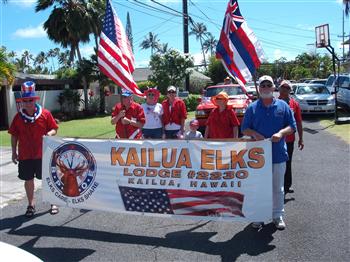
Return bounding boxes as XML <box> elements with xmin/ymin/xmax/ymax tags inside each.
<box><xmin>119</xmin><ymin>186</ymin><xmax>245</xmax><ymax>217</ymax></box>
<box><xmin>216</xmin><ymin>0</ymin><xmax>264</xmax><ymax>86</ymax></box>
<box><xmin>98</xmin><ymin>0</ymin><xmax>143</xmax><ymax>96</ymax></box>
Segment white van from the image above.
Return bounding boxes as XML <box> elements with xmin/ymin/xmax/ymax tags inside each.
<box><xmin>336</xmin><ymin>74</ymin><xmax>350</xmax><ymax>109</ymax></box>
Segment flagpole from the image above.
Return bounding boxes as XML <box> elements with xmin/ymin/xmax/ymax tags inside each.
<box><xmin>253</xmin><ymin>73</ymin><xmax>260</xmax><ymax>99</ymax></box>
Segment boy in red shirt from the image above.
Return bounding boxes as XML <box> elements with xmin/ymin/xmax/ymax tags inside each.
<box><xmin>162</xmin><ymin>86</ymin><xmax>187</xmax><ymax>139</ymax></box>
<box><xmin>8</xmin><ymin>81</ymin><xmax>59</xmax><ymax>218</ymax></box>
<box><xmin>111</xmin><ymin>88</ymin><xmax>145</xmax><ymax>139</ymax></box>
<box><xmin>204</xmin><ymin>91</ymin><xmax>240</xmax><ymax>139</ymax></box>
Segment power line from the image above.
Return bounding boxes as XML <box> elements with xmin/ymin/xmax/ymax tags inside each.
<box><xmin>127</xmin><ymin>0</ymin><xmax>182</xmax><ymax>17</ymax></box>
<box><xmin>112</xmin><ymin>0</ymin><xmax>181</xmax><ymax>25</ymax></box>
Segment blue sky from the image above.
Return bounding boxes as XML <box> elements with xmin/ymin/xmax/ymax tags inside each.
<box><xmin>0</xmin><ymin>0</ymin><xmax>349</xmax><ymax>68</ymax></box>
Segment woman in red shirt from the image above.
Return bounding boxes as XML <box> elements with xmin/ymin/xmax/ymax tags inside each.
<box><xmin>204</xmin><ymin>91</ymin><xmax>240</xmax><ymax>139</ymax></box>
<box><xmin>162</xmin><ymin>86</ymin><xmax>187</xmax><ymax>139</ymax></box>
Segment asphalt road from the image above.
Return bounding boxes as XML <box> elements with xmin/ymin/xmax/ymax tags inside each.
<box><xmin>1</xmin><ymin>119</ymin><xmax>349</xmax><ymax>262</ymax></box>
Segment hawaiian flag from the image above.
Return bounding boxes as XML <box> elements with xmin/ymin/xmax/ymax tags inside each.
<box><xmin>98</xmin><ymin>0</ymin><xmax>143</xmax><ymax>96</ymax></box>
<box><xmin>216</xmin><ymin>0</ymin><xmax>264</xmax><ymax>86</ymax></box>
<box><xmin>119</xmin><ymin>186</ymin><xmax>245</xmax><ymax>217</ymax></box>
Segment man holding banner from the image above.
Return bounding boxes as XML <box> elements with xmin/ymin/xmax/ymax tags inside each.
<box><xmin>241</xmin><ymin>75</ymin><xmax>296</xmax><ymax>230</ymax></box>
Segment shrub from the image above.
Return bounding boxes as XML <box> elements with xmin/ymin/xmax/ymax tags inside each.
<box><xmin>184</xmin><ymin>94</ymin><xmax>200</xmax><ymax>112</ymax></box>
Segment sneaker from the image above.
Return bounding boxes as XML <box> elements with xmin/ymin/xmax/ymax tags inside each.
<box><xmin>251</xmin><ymin>222</ymin><xmax>264</xmax><ymax>229</ymax></box>
<box><xmin>273</xmin><ymin>217</ymin><xmax>286</xmax><ymax>230</ymax></box>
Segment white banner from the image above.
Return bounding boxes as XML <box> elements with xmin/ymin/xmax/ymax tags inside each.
<box><xmin>42</xmin><ymin>137</ymin><xmax>272</xmax><ymax>222</ymax></box>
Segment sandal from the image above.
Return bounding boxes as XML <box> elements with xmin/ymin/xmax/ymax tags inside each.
<box><xmin>50</xmin><ymin>205</ymin><xmax>59</xmax><ymax>215</ymax></box>
<box><xmin>25</xmin><ymin>205</ymin><xmax>36</xmax><ymax>218</ymax></box>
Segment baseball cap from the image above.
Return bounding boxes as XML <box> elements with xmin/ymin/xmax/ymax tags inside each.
<box><xmin>167</xmin><ymin>86</ymin><xmax>177</xmax><ymax>92</ymax></box>
<box><xmin>279</xmin><ymin>80</ymin><xmax>292</xmax><ymax>89</ymax></box>
<box><xmin>121</xmin><ymin>88</ymin><xmax>133</xmax><ymax>97</ymax></box>
<box><xmin>189</xmin><ymin>119</ymin><xmax>199</xmax><ymax>127</ymax></box>
<box><xmin>258</xmin><ymin>75</ymin><xmax>275</xmax><ymax>87</ymax></box>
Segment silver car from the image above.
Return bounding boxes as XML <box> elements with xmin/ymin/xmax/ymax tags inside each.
<box><xmin>292</xmin><ymin>84</ymin><xmax>335</xmax><ymax>114</ymax></box>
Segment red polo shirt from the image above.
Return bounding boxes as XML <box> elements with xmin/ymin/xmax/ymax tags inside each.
<box><xmin>284</xmin><ymin>98</ymin><xmax>302</xmax><ymax>143</ymax></box>
<box><xmin>8</xmin><ymin>109</ymin><xmax>59</xmax><ymax>160</ymax></box>
<box><xmin>112</xmin><ymin>101</ymin><xmax>145</xmax><ymax>139</ymax></box>
<box><xmin>162</xmin><ymin>98</ymin><xmax>187</xmax><ymax>126</ymax></box>
<box><xmin>206</xmin><ymin>106</ymin><xmax>240</xmax><ymax>139</ymax></box>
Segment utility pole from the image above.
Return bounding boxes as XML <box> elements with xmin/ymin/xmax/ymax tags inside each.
<box><xmin>183</xmin><ymin>0</ymin><xmax>190</xmax><ymax>91</ymax></box>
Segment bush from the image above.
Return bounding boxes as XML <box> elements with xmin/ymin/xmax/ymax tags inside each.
<box><xmin>184</xmin><ymin>94</ymin><xmax>200</xmax><ymax>112</ymax></box>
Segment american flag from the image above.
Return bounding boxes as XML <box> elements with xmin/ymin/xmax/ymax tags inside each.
<box><xmin>98</xmin><ymin>0</ymin><xmax>143</xmax><ymax>96</ymax></box>
<box><xmin>216</xmin><ymin>0</ymin><xmax>264</xmax><ymax>86</ymax></box>
<box><xmin>119</xmin><ymin>186</ymin><xmax>245</xmax><ymax>217</ymax></box>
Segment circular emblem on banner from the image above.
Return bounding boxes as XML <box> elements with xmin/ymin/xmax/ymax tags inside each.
<box><xmin>50</xmin><ymin>142</ymin><xmax>97</xmax><ymax>197</ymax></box>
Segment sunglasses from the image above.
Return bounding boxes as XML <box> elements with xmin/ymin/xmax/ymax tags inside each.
<box><xmin>147</xmin><ymin>93</ymin><xmax>155</xmax><ymax>97</ymax></box>
<box><xmin>260</xmin><ymin>84</ymin><xmax>273</xmax><ymax>88</ymax></box>
<box><xmin>168</xmin><ymin>91</ymin><xmax>176</xmax><ymax>94</ymax></box>
<box><xmin>23</xmin><ymin>99</ymin><xmax>35</xmax><ymax>103</ymax></box>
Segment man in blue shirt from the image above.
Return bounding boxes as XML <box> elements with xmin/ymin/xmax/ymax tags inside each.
<box><xmin>241</xmin><ymin>75</ymin><xmax>296</xmax><ymax>230</ymax></box>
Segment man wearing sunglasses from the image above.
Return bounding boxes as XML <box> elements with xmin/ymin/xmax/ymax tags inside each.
<box><xmin>8</xmin><ymin>81</ymin><xmax>59</xmax><ymax>218</ymax></box>
<box><xmin>162</xmin><ymin>86</ymin><xmax>187</xmax><ymax>139</ymax></box>
<box><xmin>241</xmin><ymin>75</ymin><xmax>296</xmax><ymax>230</ymax></box>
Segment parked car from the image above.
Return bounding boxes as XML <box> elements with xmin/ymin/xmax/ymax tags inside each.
<box><xmin>325</xmin><ymin>74</ymin><xmax>350</xmax><ymax>93</ymax></box>
<box><xmin>292</xmin><ymin>84</ymin><xmax>335</xmax><ymax>114</ymax></box>
<box><xmin>195</xmin><ymin>84</ymin><xmax>251</xmax><ymax>134</ymax></box>
<box><xmin>309</xmin><ymin>79</ymin><xmax>327</xmax><ymax>86</ymax></box>
<box><xmin>337</xmin><ymin>74</ymin><xmax>350</xmax><ymax>109</ymax></box>
<box><xmin>244</xmin><ymin>81</ymin><xmax>258</xmax><ymax>100</ymax></box>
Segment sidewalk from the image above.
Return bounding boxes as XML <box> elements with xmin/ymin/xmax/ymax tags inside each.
<box><xmin>0</xmin><ymin>147</ymin><xmax>41</xmax><ymax>208</ymax></box>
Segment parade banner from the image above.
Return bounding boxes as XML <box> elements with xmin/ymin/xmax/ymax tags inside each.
<box><xmin>42</xmin><ymin>137</ymin><xmax>272</xmax><ymax>222</ymax></box>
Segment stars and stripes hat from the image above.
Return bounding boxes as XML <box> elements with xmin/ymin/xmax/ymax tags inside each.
<box><xmin>16</xmin><ymin>81</ymin><xmax>40</xmax><ymax>101</ymax></box>
<box><xmin>121</xmin><ymin>88</ymin><xmax>133</xmax><ymax>97</ymax></box>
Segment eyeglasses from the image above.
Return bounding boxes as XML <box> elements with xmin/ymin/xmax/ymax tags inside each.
<box><xmin>260</xmin><ymin>84</ymin><xmax>273</xmax><ymax>88</ymax></box>
<box><xmin>147</xmin><ymin>93</ymin><xmax>155</xmax><ymax>97</ymax></box>
<box><xmin>23</xmin><ymin>99</ymin><xmax>35</xmax><ymax>103</ymax></box>
<box><xmin>168</xmin><ymin>91</ymin><xmax>176</xmax><ymax>94</ymax></box>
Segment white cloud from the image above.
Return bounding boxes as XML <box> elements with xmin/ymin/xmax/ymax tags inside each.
<box><xmin>11</xmin><ymin>0</ymin><xmax>36</xmax><ymax>8</ymax></box>
<box><xmin>273</xmin><ymin>49</ymin><xmax>296</xmax><ymax>61</ymax></box>
<box><xmin>80</xmin><ymin>46</ymin><xmax>95</xmax><ymax>58</ymax></box>
<box><xmin>135</xmin><ymin>60</ymin><xmax>150</xmax><ymax>68</ymax></box>
<box><xmin>296</xmin><ymin>24</ymin><xmax>315</xmax><ymax>31</ymax></box>
<box><xmin>13</xmin><ymin>24</ymin><xmax>46</xmax><ymax>39</ymax></box>
<box><xmin>336</xmin><ymin>0</ymin><xmax>342</xmax><ymax>4</ymax></box>
<box><xmin>191</xmin><ymin>52</ymin><xmax>210</xmax><ymax>66</ymax></box>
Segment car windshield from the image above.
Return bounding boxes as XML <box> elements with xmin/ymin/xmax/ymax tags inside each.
<box><xmin>296</xmin><ymin>85</ymin><xmax>330</xmax><ymax>95</ymax></box>
<box><xmin>205</xmin><ymin>86</ymin><xmax>246</xmax><ymax>97</ymax></box>
<box><xmin>326</xmin><ymin>76</ymin><xmax>335</xmax><ymax>86</ymax></box>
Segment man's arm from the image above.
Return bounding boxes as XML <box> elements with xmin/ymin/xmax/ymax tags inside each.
<box><xmin>233</xmin><ymin>126</ymin><xmax>238</xmax><ymax>138</ymax></box>
<box><xmin>180</xmin><ymin>118</ymin><xmax>185</xmax><ymax>133</ymax></box>
<box><xmin>296</xmin><ymin>121</ymin><xmax>304</xmax><ymax>150</ymax></box>
<box><xmin>204</xmin><ymin>126</ymin><xmax>209</xmax><ymax>139</ymax></box>
<box><xmin>47</xmin><ymin>129</ymin><xmax>57</xmax><ymax>136</ymax></box>
<box><xmin>11</xmin><ymin>135</ymin><xmax>18</xmax><ymax>164</ymax></box>
<box><xmin>271</xmin><ymin>126</ymin><xmax>294</xmax><ymax>142</ymax></box>
<box><xmin>242</xmin><ymin>128</ymin><xmax>265</xmax><ymax>140</ymax></box>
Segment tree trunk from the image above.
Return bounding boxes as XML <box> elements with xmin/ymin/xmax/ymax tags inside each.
<box><xmin>76</xmin><ymin>45</ymin><xmax>89</xmax><ymax>111</ymax></box>
<box><xmin>200</xmin><ymin>38</ymin><xmax>207</xmax><ymax>69</ymax></box>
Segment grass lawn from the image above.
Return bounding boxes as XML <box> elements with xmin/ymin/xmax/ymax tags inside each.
<box><xmin>0</xmin><ymin>111</ymin><xmax>197</xmax><ymax>147</ymax></box>
<box><xmin>319</xmin><ymin>119</ymin><xmax>350</xmax><ymax>144</ymax></box>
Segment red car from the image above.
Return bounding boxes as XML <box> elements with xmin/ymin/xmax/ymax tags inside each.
<box><xmin>195</xmin><ymin>84</ymin><xmax>252</xmax><ymax>134</ymax></box>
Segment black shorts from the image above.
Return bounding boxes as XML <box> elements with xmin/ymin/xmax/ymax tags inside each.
<box><xmin>18</xmin><ymin>159</ymin><xmax>42</xmax><ymax>181</ymax></box>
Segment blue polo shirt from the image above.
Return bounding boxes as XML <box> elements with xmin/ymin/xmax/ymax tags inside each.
<box><xmin>241</xmin><ymin>98</ymin><xmax>296</xmax><ymax>163</ymax></box>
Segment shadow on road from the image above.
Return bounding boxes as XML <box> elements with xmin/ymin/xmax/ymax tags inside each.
<box><xmin>9</xmin><ymin>222</ymin><xmax>277</xmax><ymax>261</ymax></box>
<box><xmin>0</xmin><ymin>211</ymin><xmax>48</xmax><ymax>233</ymax></box>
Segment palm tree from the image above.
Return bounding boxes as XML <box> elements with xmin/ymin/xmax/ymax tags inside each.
<box><xmin>22</xmin><ymin>50</ymin><xmax>33</xmax><ymax>70</ymax></box>
<box><xmin>0</xmin><ymin>48</ymin><xmax>15</xmax><ymax>85</ymax></box>
<box><xmin>36</xmin><ymin>0</ymin><xmax>92</xmax><ymax>110</ymax></box>
<box><xmin>140</xmin><ymin>32</ymin><xmax>160</xmax><ymax>56</ymax></box>
<box><xmin>58</xmin><ymin>50</ymin><xmax>71</xmax><ymax>68</ymax></box>
<box><xmin>190</xmin><ymin>22</ymin><xmax>208</xmax><ymax>68</ymax></box>
<box><xmin>203</xmin><ymin>33</ymin><xmax>218</xmax><ymax>56</ymax></box>
<box><xmin>157</xmin><ymin>43</ymin><xmax>170</xmax><ymax>54</ymax></box>
<box><xmin>344</xmin><ymin>0</ymin><xmax>349</xmax><ymax>17</ymax></box>
<box><xmin>47</xmin><ymin>47</ymin><xmax>60</xmax><ymax>72</ymax></box>
<box><xmin>86</xmin><ymin>0</ymin><xmax>106</xmax><ymax>51</ymax></box>
<box><xmin>34</xmin><ymin>51</ymin><xmax>48</xmax><ymax>73</ymax></box>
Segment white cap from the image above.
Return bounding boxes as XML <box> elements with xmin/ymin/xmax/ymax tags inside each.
<box><xmin>167</xmin><ymin>86</ymin><xmax>177</xmax><ymax>92</ymax></box>
<box><xmin>258</xmin><ymin>75</ymin><xmax>275</xmax><ymax>87</ymax></box>
<box><xmin>279</xmin><ymin>80</ymin><xmax>292</xmax><ymax>89</ymax></box>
